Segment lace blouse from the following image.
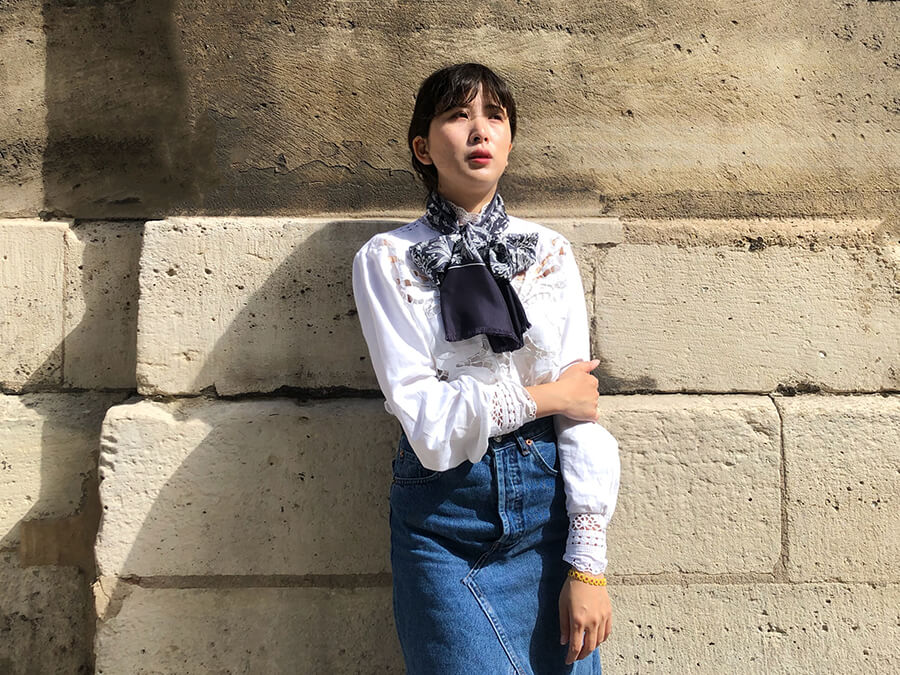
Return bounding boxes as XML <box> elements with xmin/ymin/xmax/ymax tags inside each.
<box><xmin>351</xmin><ymin>209</ymin><xmax>621</xmax><ymax>575</ymax></box>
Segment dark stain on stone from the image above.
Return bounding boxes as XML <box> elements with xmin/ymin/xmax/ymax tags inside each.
<box><xmin>775</xmin><ymin>382</ymin><xmax>822</xmax><ymax>396</ymax></box>
<box><xmin>746</xmin><ymin>236</ymin><xmax>767</xmax><ymax>251</ymax></box>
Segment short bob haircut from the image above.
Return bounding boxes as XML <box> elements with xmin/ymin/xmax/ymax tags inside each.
<box><xmin>408</xmin><ymin>63</ymin><xmax>518</xmax><ymax>195</ymax></box>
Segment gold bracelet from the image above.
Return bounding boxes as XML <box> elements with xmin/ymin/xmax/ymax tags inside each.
<box><xmin>568</xmin><ymin>567</ymin><xmax>607</xmax><ymax>586</ymax></box>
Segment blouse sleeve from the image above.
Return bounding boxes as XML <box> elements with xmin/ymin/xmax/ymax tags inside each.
<box><xmin>352</xmin><ymin>239</ymin><xmax>537</xmax><ymax>472</ymax></box>
<box><xmin>552</xmin><ymin>237</ymin><xmax>622</xmax><ymax>576</ymax></box>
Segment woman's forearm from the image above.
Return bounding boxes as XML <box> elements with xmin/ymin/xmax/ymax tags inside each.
<box><xmin>525</xmin><ymin>382</ymin><xmax>565</xmax><ymax>418</ymax></box>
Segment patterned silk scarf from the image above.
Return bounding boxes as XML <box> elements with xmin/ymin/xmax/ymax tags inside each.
<box><xmin>409</xmin><ymin>191</ymin><xmax>538</xmax><ymax>353</ymax></box>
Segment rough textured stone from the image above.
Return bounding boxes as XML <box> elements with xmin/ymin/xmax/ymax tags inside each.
<box><xmin>598</xmin><ymin>395</ymin><xmax>781</xmax><ymax>575</ymax></box>
<box><xmin>778</xmin><ymin>394</ymin><xmax>900</xmax><ymax>583</ymax></box>
<box><xmin>93</xmin><ymin>581</ymin><xmax>899</xmax><ymax>674</ymax></box>
<box><xmin>63</xmin><ymin>221</ymin><xmax>143</xmax><ymax>390</ymax></box>
<box><xmin>4</xmin><ymin>2</ymin><xmax>896</xmax><ymax>218</ymax></box>
<box><xmin>0</xmin><ymin>553</ymin><xmax>92</xmax><ymax>675</ymax></box>
<box><xmin>594</xmin><ymin>241</ymin><xmax>900</xmax><ymax>393</ymax></box>
<box><xmin>0</xmin><ymin>220</ymin><xmax>68</xmax><ymax>390</ymax></box>
<box><xmin>135</xmin><ymin>216</ymin><xmax>619</xmax><ymax>396</ymax></box>
<box><xmin>0</xmin><ymin>392</ymin><xmax>123</xmax><ymax>551</ymax></box>
<box><xmin>97</xmin><ymin>397</ymin><xmax>396</xmax><ymax>577</ymax></box>
<box><xmin>94</xmin><ymin>584</ymin><xmax>400</xmax><ymax>674</ymax></box>
<box><xmin>609</xmin><ymin>582</ymin><xmax>900</xmax><ymax>674</ymax></box>
<box><xmin>0</xmin><ymin>1</ymin><xmax>45</xmax><ymax>217</ymax></box>
<box><xmin>135</xmin><ymin>217</ymin><xmax>392</xmax><ymax>395</ymax></box>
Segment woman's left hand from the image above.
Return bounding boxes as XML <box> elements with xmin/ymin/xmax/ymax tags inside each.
<box><xmin>558</xmin><ymin>574</ymin><xmax>612</xmax><ymax>665</ymax></box>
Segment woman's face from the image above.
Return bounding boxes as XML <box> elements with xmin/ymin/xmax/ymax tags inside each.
<box><xmin>413</xmin><ymin>85</ymin><xmax>513</xmax><ymax>204</ymax></box>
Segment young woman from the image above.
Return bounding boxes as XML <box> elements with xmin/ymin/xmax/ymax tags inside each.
<box><xmin>352</xmin><ymin>63</ymin><xmax>621</xmax><ymax>674</ymax></box>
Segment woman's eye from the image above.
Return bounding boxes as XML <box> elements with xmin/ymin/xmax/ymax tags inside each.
<box><xmin>454</xmin><ymin>111</ymin><xmax>468</xmax><ymax>119</ymax></box>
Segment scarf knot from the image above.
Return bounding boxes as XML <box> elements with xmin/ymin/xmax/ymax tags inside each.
<box><xmin>408</xmin><ymin>191</ymin><xmax>538</xmax><ymax>353</ymax></box>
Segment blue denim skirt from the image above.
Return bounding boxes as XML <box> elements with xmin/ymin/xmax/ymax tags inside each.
<box><xmin>389</xmin><ymin>415</ymin><xmax>603</xmax><ymax>675</ymax></box>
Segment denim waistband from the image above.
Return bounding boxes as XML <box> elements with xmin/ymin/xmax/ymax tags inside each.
<box><xmin>488</xmin><ymin>415</ymin><xmax>556</xmax><ymax>450</ymax></box>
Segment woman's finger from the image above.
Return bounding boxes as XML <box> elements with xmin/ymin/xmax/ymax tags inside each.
<box><xmin>559</xmin><ymin>604</ymin><xmax>570</xmax><ymax>645</ymax></box>
<box><xmin>566</xmin><ymin>623</ymin><xmax>584</xmax><ymax>664</ymax></box>
<box><xmin>578</xmin><ymin>625</ymin><xmax>599</xmax><ymax>661</ymax></box>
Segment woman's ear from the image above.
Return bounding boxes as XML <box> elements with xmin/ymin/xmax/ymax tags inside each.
<box><xmin>412</xmin><ymin>136</ymin><xmax>432</xmax><ymax>165</ymax></box>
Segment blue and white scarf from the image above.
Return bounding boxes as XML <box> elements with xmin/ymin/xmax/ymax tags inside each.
<box><xmin>409</xmin><ymin>191</ymin><xmax>538</xmax><ymax>353</ymax></box>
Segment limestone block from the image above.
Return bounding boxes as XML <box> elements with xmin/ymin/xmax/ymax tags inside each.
<box><xmin>0</xmin><ymin>553</ymin><xmax>91</xmax><ymax>675</ymax></box>
<box><xmin>11</xmin><ymin>2</ymin><xmax>896</xmax><ymax>218</ymax></box>
<box><xmin>129</xmin><ymin>3</ymin><xmax>900</xmax><ymax>217</ymax></box>
<box><xmin>778</xmin><ymin>395</ymin><xmax>900</xmax><ymax>583</ymax></box>
<box><xmin>93</xmin><ymin>581</ymin><xmax>899</xmax><ymax>674</ymax></box>
<box><xmin>594</xmin><ymin>239</ymin><xmax>900</xmax><ymax>392</ymax></box>
<box><xmin>135</xmin><ymin>216</ymin><xmax>620</xmax><ymax>396</ymax></box>
<box><xmin>63</xmin><ymin>221</ymin><xmax>142</xmax><ymax>390</ymax></box>
<box><xmin>609</xmin><ymin>582</ymin><xmax>900</xmax><ymax>674</ymax></box>
<box><xmin>135</xmin><ymin>217</ymin><xmax>394</xmax><ymax>395</ymax></box>
<box><xmin>598</xmin><ymin>395</ymin><xmax>781</xmax><ymax>575</ymax></box>
<box><xmin>96</xmin><ymin>397</ymin><xmax>396</xmax><ymax>577</ymax></box>
<box><xmin>0</xmin><ymin>220</ymin><xmax>67</xmax><ymax>389</ymax></box>
<box><xmin>0</xmin><ymin>392</ymin><xmax>122</xmax><ymax>550</ymax></box>
<box><xmin>94</xmin><ymin>584</ymin><xmax>400</xmax><ymax>674</ymax></box>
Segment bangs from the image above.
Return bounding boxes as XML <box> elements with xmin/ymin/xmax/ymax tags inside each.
<box><xmin>431</xmin><ymin>70</ymin><xmax>514</xmax><ymax>117</ymax></box>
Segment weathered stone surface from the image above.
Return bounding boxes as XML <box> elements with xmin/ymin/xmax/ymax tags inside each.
<box><xmin>0</xmin><ymin>392</ymin><xmax>123</xmax><ymax>551</ymax></box>
<box><xmin>594</xmin><ymin>241</ymin><xmax>900</xmax><ymax>393</ymax></box>
<box><xmin>136</xmin><ymin>217</ymin><xmax>899</xmax><ymax>396</ymax></box>
<box><xmin>778</xmin><ymin>395</ymin><xmax>900</xmax><ymax>583</ymax></box>
<box><xmin>135</xmin><ymin>217</ymin><xmax>389</xmax><ymax>395</ymax></box>
<box><xmin>609</xmin><ymin>582</ymin><xmax>900</xmax><ymax>674</ymax></box>
<box><xmin>93</xmin><ymin>581</ymin><xmax>899</xmax><ymax>674</ymax></box>
<box><xmin>0</xmin><ymin>1</ymin><xmax>45</xmax><ymax>217</ymax></box>
<box><xmin>63</xmin><ymin>221</ymin><xmax>142</xmax><ymax>390</ymax></box>
<box><xmin>94</xmin><ymin>584</ymin><xmax>400</xmax><ymax>674</ymax></box>
<box><xmin>0</xmin><ymin>553</ymin><xmax>92</xmax><ymax>675</ymax></box>
<box><xmin>4</xmin><ymin>1</ymin><xmax>896</xmax><ymax>218</ymax></box>
<box><xmin>96</xmin><ymin>397</ymin><xmax>396</xmax><ymax>577</ymax></box>
<box><xmin>598</xmin><ymin>395</ymin><xmax>781</xmax><ymax>575</ymax></box>
<box><xmin>135</xmin><ymin>216</ymin><xmax>619</xmax><ymax>395</ymax></box>
<box><xmin>0</xmin><ymin>220</ymin><xmax>68</xmax><ymax>389</ymax></box>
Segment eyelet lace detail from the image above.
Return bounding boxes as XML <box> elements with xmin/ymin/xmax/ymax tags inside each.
<box><xmin>489</xmin><ymin>381</ymin><xmax>538</xmax><ymax>436</ymax></box>
<box><xmin>564</xmin><ymin>513</ymin><xmax>608</xmax><ymax>576</ymax></box>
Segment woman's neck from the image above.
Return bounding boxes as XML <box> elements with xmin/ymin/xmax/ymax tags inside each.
<box><xmin>435</xmin><ymin>185</ymin><xmax>496</xmax><ymax>214</ymax></box>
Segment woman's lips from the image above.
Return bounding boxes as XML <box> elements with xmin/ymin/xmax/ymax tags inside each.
<box><xmin>468</xmin><ymin>151</ymin><xmax>492</xmax><ymax>165</ymax></box>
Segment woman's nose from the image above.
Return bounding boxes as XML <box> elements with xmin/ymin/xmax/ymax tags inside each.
<box><xmin>470</xmin><ymin>124</ymin><xmax>489</xmax><ymax>144</ymax></box>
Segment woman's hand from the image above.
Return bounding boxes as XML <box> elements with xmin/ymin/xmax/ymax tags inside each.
<box><xmin>554</xmin><ymin>359</ymin><xmax>601</xmax><ymax>422</ymax></box>
<box><xmin>526</xmin><ymin>359</ymin><xmax>601</xmax><ymax>422</ymax></box>
<box><xmin>558</xmin><ymin>573</ymin><xmax>612</xmax><ymax>665</ymax></box>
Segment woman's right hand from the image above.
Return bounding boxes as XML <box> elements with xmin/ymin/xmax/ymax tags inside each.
<box><xmin>553</xmin><ymin>359</ymin><xmax>601</xmax><ymax>422</ymax></box>
<box><xmin>527</xmin><ymin>359</ymin><xmax>601</xmax><ymax>422</ymax></box>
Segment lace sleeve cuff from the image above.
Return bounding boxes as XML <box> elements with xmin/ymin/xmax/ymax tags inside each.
<box><xmin>563</xmin><ymin>513</ymin><xmax>608</xmax><ymax>576</ymax></box>
<box><xmin>489</xmin><ymin>380</ymin><xmax>538</xmax><ymax>437</ymax></box>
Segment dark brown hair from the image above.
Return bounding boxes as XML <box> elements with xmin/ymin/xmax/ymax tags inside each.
<box><xmin>407</xmin><ymin>63</ymin><xmax>518</xmax><ymax>194</ymax></box>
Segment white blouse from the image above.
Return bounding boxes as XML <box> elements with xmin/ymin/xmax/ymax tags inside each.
<box><xmin>351</xmin><ymin>208</ymin><xmax>621</xmax><ymax>575</ymax></box>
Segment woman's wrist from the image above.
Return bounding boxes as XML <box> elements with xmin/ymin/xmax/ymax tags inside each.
<box><xmin>568</xmin><ymin>566</ymin><xmax>607</xmax><ymax>586</ymax></box>
<box><xmin>525</xmin><ymin>381</ymin><xmax>565</xmax><ymax>418</ymax></box>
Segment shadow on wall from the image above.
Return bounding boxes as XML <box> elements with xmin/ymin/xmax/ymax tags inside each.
<box><xmin>95</xmin><ymin>222</ymin><xmax>404</xmax><ymax>671</ymax></box>
<box><xmin>40</xmin><ymin>0</ymin><xmax>215</xmax><ymax>220</ymax></box>
<box><xmin>1</xmin><ymin>222</ymin><xmax>138</xmax><ymax>673</ymax></box>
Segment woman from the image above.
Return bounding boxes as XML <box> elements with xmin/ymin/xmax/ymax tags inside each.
<box><xmin>352</xmin><ymin>63</ymin><xmax>621</xmax><ymax>674</ymax></box>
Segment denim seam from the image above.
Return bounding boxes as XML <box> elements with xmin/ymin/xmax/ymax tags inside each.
<box><xmin>462</xmin><ymin>543</ymin><xmax>527</xmax><ymax>675</ymax></box>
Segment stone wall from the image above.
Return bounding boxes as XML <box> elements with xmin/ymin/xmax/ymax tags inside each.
<box><xmin>1</xmin><ymin>0</ymin><xmax>898</xmax><ymax>673</ymax></box>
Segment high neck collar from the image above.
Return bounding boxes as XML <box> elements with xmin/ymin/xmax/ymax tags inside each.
<box><xmin>423</xmin><ymin>190</ymin><xmax>509</xmax><ymax>237</ymax></box>
<box><xmin>446</xmin><ymin>198</ymin><xmax>489</xmax><ymax>226</ymax></box>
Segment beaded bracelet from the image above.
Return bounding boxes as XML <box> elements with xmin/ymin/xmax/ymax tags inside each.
<box><xmin>568</xmin><ymin>567</ymin><xmax>607</xmax><ymax>586</ymax></box>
